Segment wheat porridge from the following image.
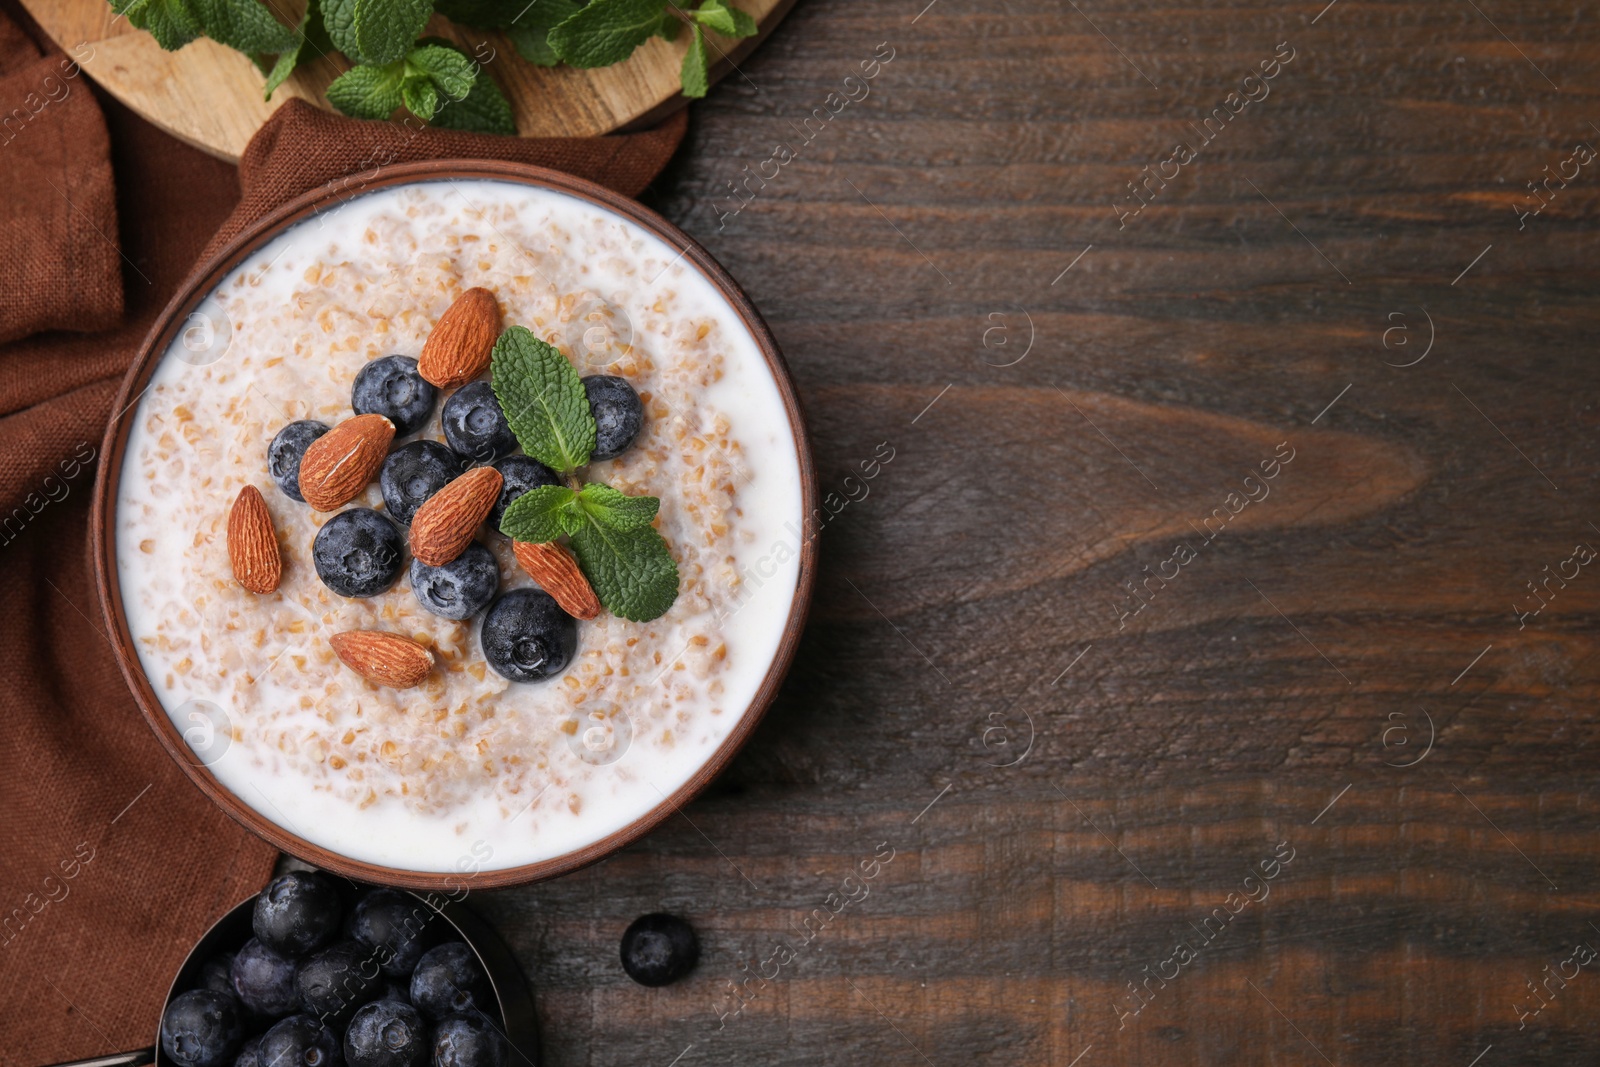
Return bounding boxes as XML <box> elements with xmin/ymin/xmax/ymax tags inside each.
<box><xmin>115</xmin><ymin>179</ymin><xmax>805</xmax><ymax>873</ymax></box>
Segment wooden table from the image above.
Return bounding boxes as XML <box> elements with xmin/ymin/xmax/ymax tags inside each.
<box><xmin>470</xmin><ymin>0</ymin><xmax>1600</xmax><ymax>1063</ymax></box>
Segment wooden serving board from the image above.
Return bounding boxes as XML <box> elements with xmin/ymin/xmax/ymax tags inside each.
<box><xmin>20</xmin><ymin>0</ymin><xmax>792</xmax><ymax>162</ymax></box>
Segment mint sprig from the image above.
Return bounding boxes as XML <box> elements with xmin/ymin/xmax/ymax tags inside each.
<box><xmin>570</xmin><ymin>520</ymin><xmax>679</xmax><ymax>622</ymax></box>
<box><xmin>502</xmin><ymin>482</ymin><xmax>659</xmax><ymax>543</ymax></box>
<box><xmin>547</xmin><ymin>0</ymin><xmax>668</xmax><ymax>69</ymax></box>
<box><xmin>490</xmin><ymin>327</ymin><xmax>596</xmax><ymax>473</ymax></box>
<box><xmin>322</xmin><ymin>0</ymin><xmax>431</xmax><ymax>66</ymax></box>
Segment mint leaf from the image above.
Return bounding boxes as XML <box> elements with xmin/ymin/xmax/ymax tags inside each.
<box><xmin>125</xmin><ymin>0</ymin><xmax>205</xmax><ymax>50</ymax></box>
<box><xmin>504</xmin><ymin>0</ymin><xmax>582</xmax><ymax>65</ymax></box>
<box><xmin>680</xmin><ymin>23</ymin><xmax>708</xmax><ymax>98</ymax></box>
<box><xmin>401</xmin><ymin>75</ymin><xmax>438</xmax><ymax>119</ymax></box>
<box><xmin>548</xmin><ymin>0</ymin><xmax>667</xmax><ymax>69</ymax></box>
<box><xmin>490</xmin><ymin>327</ymin><xmax>596</xmax><ymax>472</ymax></box>
<box><xmin>263</xmin><ymin>0</ymin><xmax>331</xmax><ymax>99</ymax></box>
<box><xmin>570</xmin><ymin>520</ymin><xmax>679</xmax><ymax>621</ymax></box>
<box><xmin>654</xmin><ymin>14</ymin><xmax>682</xmax><ymax>40</ymax></box>
<box><xmin>323</xmin><ymin>0</ymin><xmax>430</xmax><ymax>65</ymax></box>
<box><xmin>694</xmin><ymin>0</ymin><xmax>756</xmax><ymax>38</ymax></box>
<box><xmin>190</xmin><ymin>0</ymin><xmax>297</xmax><ymax>53</ymax></box>
<box><xmin>430</xmin><ymin>68</ymin><xmax>517</xmax><ymax>134</ymax></box>
<box><xmin>325</xmin><ymin>62</ymin><xmax>405</xmax><ymax>119</ymax></box>
<box><xmin>500</xmin><ymin>485</ymin><xmax>579</xmax><ymax>542</ymax></box>
<box><xmin>407</xmin><ymin>43</ymin><xmax>477</xmax><ymax>101</ymax></box>
<box><xmin>576</xmin><ymin>483</ymin><xmax>658</xmax><ymax>531</ymax></box>
<box><xmin>432</xmin><ymin>0</ymin><xmax>523</xmax><ymax>26</ymax></box>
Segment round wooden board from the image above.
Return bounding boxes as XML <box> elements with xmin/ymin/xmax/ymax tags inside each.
<box><xmin>20</xmin><ymin>0</ymin><xmax>793</xmax><ymax>162</ymax></box>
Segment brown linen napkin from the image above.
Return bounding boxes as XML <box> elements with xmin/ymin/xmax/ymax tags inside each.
<box><xmin>0</xmin><ymin>6</ymin><xmax>686</xmax><ymax>1061</ymax></box>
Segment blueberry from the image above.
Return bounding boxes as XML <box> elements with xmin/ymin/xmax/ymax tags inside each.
<box><xmin>409</xmin><ymin>943</ymin><xmax>493</xmax><ymax>1022</ymax></box>
<box><xmin>487</xmin><ymin>455</ymin><xmax>561</xmax><ymax>530</ymax></box>
<box><xmin>344</xmin><ymin>999</ymin><xmax>429</xmax><ymax>1067</ymax></box>
<box><xmin>410</xmin><ymin>544</ymin><xmax>499</xmax><ymax>621</ymax></box>
<box><xmin>233</xmin><ymin>1034</ymin><xmax>263</xmax><ymax>1067</ymax></box>
<box><xmin>352</xmin><ymin>356</ymin><xmax>437</xmax><ymax>437</ymax></box>
<box><xmin>313</xmin><ymin>509</ymin><xmax>406</xmax><ymax>598</ymax></box>
<box><xmin>297</xmin><ymin>939</ymin><xmax>385</xmax><ymax>1027</ymax></box>
<box><xmin>254</xmin><ymin>872</ymin><xmax>343</xmax><ymax>959</ymax></box>
<box><xmin>442</xmin><ymin>382</ymin><xmax>516</xmax><ymax>463</ymax></box>
<box><xmin>433</xmin><ymin>1013</ymin><xmax>509</xmax><ymax>1067</ymax></box>
<box><xmin>479</xmin><ymin>589</ymin><xmax>576</xmax><ymax>683</ymax></box>
<box><xmin>231</xmin><ymin>937</ymin><xmax>300</xmax><ymax>1016</ymax></box>
<box><xmin>260</xmin><ymin>1015</ymin><xmax>340</xmax><ymax>1067</ymax></box>
<box><xmin>348</xmin><ymin>889</ymin><xmax>432</xmax><ymax>978</ymax></box>
<box><xmin>198</xmin><ymin>951</ymin><xmax>235</xmax><ymax>994</ymax></box>
<box><xmin>582</xmin><ymin>375</ymin><xmax>643</xmax><ymax>461</ymax></box>
<box><xmin>269</xmin><ymin>421</ymin><xmax>330</xmax><ymax>503</ymax></box>
<box><xmin>380</xmin><ymin>441</ymin><xmax>465</xmax><ymax>525</ymax></box>
<box><xmin>620</xmin><ymin>913</ymin><xmax>699</xmax><ymax>987</ymax></box>
<box><xmin>160</xmin><ymin>989</ymin><xmax>244</xmax><ymax>1067</ymax></box>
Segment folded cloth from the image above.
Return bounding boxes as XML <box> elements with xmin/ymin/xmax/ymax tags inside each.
<box><xmin>0</xmin><ymin>4</ymin><xmax>685</xmax><ymax>1060</ymax></box>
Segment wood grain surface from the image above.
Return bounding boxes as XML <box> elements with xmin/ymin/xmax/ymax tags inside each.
<box><xmin>18</xmin><ymin>0</ymin><xmax>793</xmax><ymax>161</ymax></box>
<box><xmin>470</xmin><ymin>0</ymin><xmax>1596</xmax><ymax>1063</ymax></box>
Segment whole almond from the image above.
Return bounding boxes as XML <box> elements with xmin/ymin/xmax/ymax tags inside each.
<box><xmin>329</xmin><ymin>630</ymin><xmax>434</xmax><ymax>689</ymax></box>
<box><xmin>419</xmin><ymin>288</ymin><xmax>501</xmax><ymax>388</ymax></box>
<box><xmin>410</xmin><ymin>466</ymin><xmax>503</xmax><ymax>566</ymax></box>
<box><xmin>513</xmin><ymin>540</ymin><xmax>602</xmax><ymax>620</ymax></box>
<box><xmin>297</xmin><ymin>413</ymin><xmax>394</xmax><ymax>511</ymax></box>
<box><xmin>227</xmin><ymin>485</ymin><xmax>281</xmax><ymax>594</ymax></box>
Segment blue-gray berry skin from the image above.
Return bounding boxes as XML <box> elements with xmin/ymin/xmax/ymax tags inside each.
<box><xmin>352</xmin><ymin>355</ymin><xmax>437</xmax><ymax>437</ymax></box>
<box><xmin>582</xmin><ymin>375</ymin><xmax>643</xmax><ymax>461</ymax></box>
<box><xmin>230</xmin><ymin>937</ymin><xmax>299</xmax><ymax>1016</ymax></box>
<box><xmin>348</xmin><ymin>888</ymin><xmax>433</xmax><ymax>978</ymax></box>
<box><xmin>232</xmin><ymin>1034</ymin><xmax>263</xmax><ymax>1067</ymax></box>
<box><xmin>198</xmin><ymin>952</ymin><xmax>235</xmax><ymax>994</ymax></box>
<box><xmin>410</xmin><ymin>543</ymin><xmax>499</xmax><ymax>621</ymax></box>
<box><xmin>479</xmin><ymin>590</ymin><xmax>577</xmax><ymax>683</ymax></box>
<box><xmin>268</xmin><ymin>421</ymin><xmax>330</xmax><ymax>502</ymax></box>
<box><xmin>434</xmin><ymin>1013</ymin><xmax>509</xmax><ymax>1067</ymax></box>
<box><xmin>344</xmin><ymin>999</ymin><xmax>429</xmax><ymax>1067</ymax></box>
<box><xmin>296</xmin><ymin>940</ymin><xmax>384</xmax><ymax>1026</ymax></box>
<box><xmin>620</xmin><ymin>913</ymin><xmax>699</xmax><ymax>987</ymax></box>
<box><xmin>259</xmin><ymin>1015</ymin><xmax>340</xmax><ymax>1067</ymax></box>
<box><xmin>381</xmin><ymin>440</ymin><xmax>466</xmax><ymax>525</ymax></box>
<box><xmin>409</xmin><ymin>942</ymin><xmax>494</xmax><ymax>1021</ymax></box>
<box><xmin>160</xmin><ymin>989</ymin><xmax>243</xmax><ymax>1067</ymax></box>
<box><xmin>312</xmin><ymin>509</ymin><xmax>406</xmax><ymax>598</ymax></box>
<box><xmin>252</xmin><ymin>872</ymin><xmax>343</xmax><ymax>959</ymax></box>
<box><xmin>442</xmin><ymin>382</ymin><xmax>517</xmax><ymax>464</ymax></box>
<box><xmin>488</xmin><ymin>455</ymin><xmax>561</xmax><ymax>530</ymax></box>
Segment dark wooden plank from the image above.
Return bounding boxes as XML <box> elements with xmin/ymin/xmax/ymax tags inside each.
<box><xmin>478</xmin><ymin>0</ymin><xmax>1600</xmax><ymax>1063</ymax></box>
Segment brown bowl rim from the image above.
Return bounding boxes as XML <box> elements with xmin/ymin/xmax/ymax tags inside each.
<box><xmin>91</xmin><ymin>160</ymin><xmax>818</xmax><ymax>891</ymax></box>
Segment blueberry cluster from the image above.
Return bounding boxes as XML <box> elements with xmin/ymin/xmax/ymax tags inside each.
<box><xmin>159</xmin><ymin>870</ymin><xmax>510</xmax><ymax>1067</ymax></box>
<box><xmin>265</xmin><ymin>348</ymin><xmax>645</xmax><ymax>683</ymax></box>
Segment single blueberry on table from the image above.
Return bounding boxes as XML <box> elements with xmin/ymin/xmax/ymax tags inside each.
<box><xmin>268</xmin><ymin>421</ymin><xmax>330</xmax><ymax>503</ymax></box>
<box><xmin>409</xmin><ymin>942</ymin><xmax>494</xmax><ymax>1022</ymax></box>
<box><xmin>259</xmin><ymin>1014</ymin><xmax>340</xmax><ymax>1067</ymax></box>
<box><xmin>312</xmin><ymin>508</ymin><xmax>406</xmax><ymax>598</ymax></box>
<box><xmin>296</xmin><ymin>939</ymin><xmax>385</xmax><ymax>1027</ymax></box>
<box><xmin>410</xmin><ymin>543</ymin><xmax>499</xmax><ymax>621</ymax></box>
<box><xmin>620</xmin><ymin>913</ymin><xmax>700</xmax><ymax>987</ymax></box>
<box><xmin>159</xmin><ymin>989</ymin><xmax>243</xmax><ymax>1067</ymax></box>
<box><xmin>442</xmin><ymin>382</ymin><xmax>517</xmax><ymax>464</ymax></box>
<box><xmin>582</xmin><ymin>375</ymin><xmax>643</xmax><ymax>461</ymax></box>
<box><xmin>348</xmin><ymin>888</ymin><xmax>433</xmax><ymax>978</ymax></box>
<box><xmin>380</xmin><ymin>440</ymin><xmax>465</xmax><ymax>525</ymax></box>
<box><xmin>231</xmin><ymin>937</ymin><xmax>300</xmax><ymax>1016</ymax></box>
<box><xmin>488</xmin><ymin>454</ymin><xmax>561</xmax><ymax>530</ymax></box>
<box><xmin>479</xmin><ymin>589</ymin><xmax>577</xmax><ymax>683</ymax></box>
<box><xmin>344</xmin><ymin>998</ymin><xmax>430</xmax><ymax>1067</ymax></box>
<box><xmin>352</xmin><ymin>355</ymin><xmax>437</xmax><ymax>437</ymax></box>
<box><xmin>252</xmin><ymin>871</ymin><xmax>343</xmax><ymax>959</ymax></box>
<box><xmin>433</xmin><ymin>1012</ymin><xmax>510</xmax><ymax>1067</ymax></box>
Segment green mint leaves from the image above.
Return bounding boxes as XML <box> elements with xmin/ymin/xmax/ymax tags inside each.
<box><xmin>117</xmin><ymin>0</ymin><xmax>294</xmax><ymax>53</ymax></box>
<box><xmin>693</xmin><ymin>0</ymin><xmax>757</xmax><ymax>39</ymax></box>
<box><xmin>262</xmin><ymin>0</ymin><xmax>332</xmax><ymax>99</ymax></box>
<box><xmin>680</xmin><ymin>25</ymin><xmax>709</xmax><ymax>98</ymax></box>
<box><xmin>430</xmin><ymin>70</ymin><xmax>517</xmax><ymax>134</ymax></box>
<box><xmin>547</xmin><ymin>0</ymin><xmax>667</xmax><ymax>69</ymax></box>
<box><xmin>323</xmin><ymin>0</ymin><xmax>431</xmax><ymax>66</ymax></box>
<box><xmin>504</xmin><ymin>0</ymin><xmax>582</xmax><ymax>65</ymax></box>
<box><xmin>325</xmin><ymin>61</ymin><xmax>404</xmax><ymax>119</ymax></box>
<box><xmin>491</xmin><ymin>326</ymin><xmax>678</xmax><ymax>622</ymax></box>
<box><xmin>491</xmin><ymin>327</ymin><xmax>597</xmax><ymax>473</ymax></box>
<box><xmin>325</xmin><ymin>41</ymin><xmax>513</xmax><ymax>131</ymax></box>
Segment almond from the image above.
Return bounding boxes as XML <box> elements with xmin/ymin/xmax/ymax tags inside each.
<box><xmin>419</xmin><ymin>288</ymin><xmax>501</xmax><ymax>388</ymax></box>
<box><xmin>227</xmin><ymin>485</ymin><xmax>281</xmax><ymax>594</ymax></box>
<box><xmin>513</xmin><ymin>540</ymin><xmax>602</xmax><ymax>620</ymax></box>
<box><xmin>409</xmin><ymin>466</ymin><xmax>503</xmax><ymax>567</ymax></box>
<box><xmin>329</xmin><ymin>630</ymin><xmax>434</xmax><ymax>689</ymax></box>
<box><xmin>297</xmin><ymin>413</ymin><xmax>394</xmax><ymax>511</ymax></box>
